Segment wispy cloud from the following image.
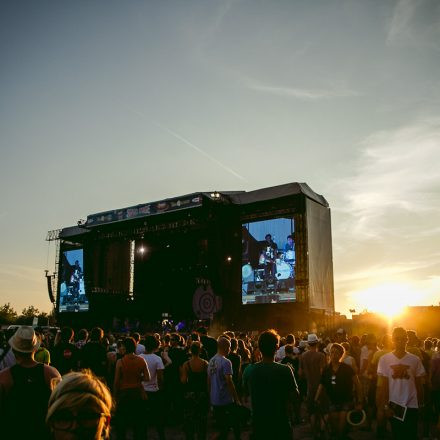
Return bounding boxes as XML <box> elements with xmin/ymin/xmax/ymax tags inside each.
<box><xmin>245</xmin><ymin>79</ymin><xmax>360</xmax><ymax>101</ymax></box>
<box><xmin>333</xmin><ymin>117</ymin><xmax>440</xmax><ymax>238</ymax></box>
<box><xmin>386</xmin><ymin>0</ymin><xmax>440</xmax><ymax>49</ymax></box>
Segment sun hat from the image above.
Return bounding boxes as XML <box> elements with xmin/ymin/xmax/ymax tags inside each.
<box><xmin>307</xmin><ymin>333</ymin><xmax>319</xmax><ymax>344</ymax></box>
<box><xmin>298</xmin><ymin>340</ymin><xmax>307</xmax><ymax>349</ymax></box>
<box><xmin>8</xmin><ymin>326</ymin><xmax>40</xmax><ymax>353</ymax></box>
<box><xmin>346</xmin><ymin>409</ymin><xmax>366</xmax><ymax>426</ymax></box>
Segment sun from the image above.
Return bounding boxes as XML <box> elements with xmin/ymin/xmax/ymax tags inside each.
<box><xmin>350</xmin><ymin>282</ymin><xmax>418</xmax><ymax>319</ymax></box>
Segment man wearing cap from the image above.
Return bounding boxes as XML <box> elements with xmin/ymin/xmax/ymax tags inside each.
<box><xmin>299</xmin><ymin>333</ymin><xmax>326</xmax><ymax>438</ymax></box>
<box><xmin>0</xmin><ymin>326</ymin><xmax>61</xmax><ymax>439</ymax></box>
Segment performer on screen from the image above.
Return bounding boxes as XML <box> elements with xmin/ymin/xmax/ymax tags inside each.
<box><xmin>284</xmin><ymin>234</ymin><xmax>296</xmax><ymax>290</ymax></box>
<box><xmin>260</xmin><ymin>234</ymin><xmax>277</xmax><ymax>280</ymax></box>
<box><xmin>69</xmin><ymin>260</ymin><xmax>83</xmax><ymax>297</ymax></box>
<box><xmin>284</xmin><ymin>234</ymin><xmax>295</xmax><ymax>262</ymax></box>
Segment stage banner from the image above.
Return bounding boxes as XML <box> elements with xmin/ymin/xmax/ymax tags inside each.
<box><xmin>86</xmin><ymin>194</ymin><xmax>204</xmax><ymax>227</ymax></box>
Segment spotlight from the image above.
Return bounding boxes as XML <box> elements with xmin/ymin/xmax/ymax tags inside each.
<box><xmin>226</xmin><ymin>256</ymin><xmax>232</xmax><ymax>262</ymax></box>
<box><xmin>139</xmin><ymin>246</ymin><xmax>146</xmax><ymax>254</ymax></box>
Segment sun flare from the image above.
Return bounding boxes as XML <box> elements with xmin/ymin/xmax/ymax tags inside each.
<box><xmin>349</xmin><ymin>283</ymin><xmax>420</xmax><ymax>319</ymax></box>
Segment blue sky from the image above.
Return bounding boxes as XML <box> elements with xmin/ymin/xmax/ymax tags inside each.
<box><xmin>1</xmin><ymin>0</ymin><xmax>440</xmax><ymax>316</ymax></box>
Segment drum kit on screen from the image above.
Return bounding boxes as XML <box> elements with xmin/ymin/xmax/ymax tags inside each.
<box><xmin>242</xmin><ymin>250</ymin><xmax>295</xmax><ymax>295</ymax></box>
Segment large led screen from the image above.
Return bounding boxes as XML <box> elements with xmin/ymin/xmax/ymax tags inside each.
<box><xmin>242</xmin><ymin>218</ymin><xmax>295</xmax><ymax>304</ymax></box>
<box><xmin>58</xmin><ymin>249</ymin><xmax>89</xmax><ymax>312</ymax></box>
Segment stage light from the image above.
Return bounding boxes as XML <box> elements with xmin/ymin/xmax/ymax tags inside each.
<box><xmin>139</xmin><ymin>246</ymin><xmax>146</xmax><ymax>254</ymax></box>
<box><xmin>226</xmin><ymin>256</ymin><xmax>232</xmax><ymax>262</ymax></box>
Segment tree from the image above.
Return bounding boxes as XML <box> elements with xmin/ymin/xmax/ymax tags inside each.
<box><xmin>21</xmin><ymin>305</ymin><xmax>40</xmax><ymax>318</ymax></box>
<box><xmin>0</xmin><ymin>303</ymin><xmax>18</xmax><ymax>324</ymax></box>
<box><xmin>16</xmin><ymin>305</ymin><xmax>41</xmax><ymax>325</ymax></box>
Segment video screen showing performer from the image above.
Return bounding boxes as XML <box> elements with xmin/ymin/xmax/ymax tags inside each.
<box><xmin>242</xmin><ymin>218</ymin><xmax>295</xmax><ymax>305</ymax></box>
<box><xmin>58</xmin><ymin>249</ymin><xmax>89</xmax><ymax>312</ymax></box>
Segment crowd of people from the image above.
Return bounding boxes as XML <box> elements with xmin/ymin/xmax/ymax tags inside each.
<box><xmin>0</xmin><ymin>323</ymin><xmax>440</xmax><ymax>439</ymax></box>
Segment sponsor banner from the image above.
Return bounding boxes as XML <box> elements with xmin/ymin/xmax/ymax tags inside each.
<box><xmin>86</xmin><ymin>195</ymin><xmax>203</xmax><ymax>227</ymax></box>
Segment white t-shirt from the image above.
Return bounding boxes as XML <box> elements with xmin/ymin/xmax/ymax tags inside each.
<box><xmin>360</xmin><ymin>345</ymin><xmax>371</xmax><ymax>377</ymax></box>
<box><xmin>377</xmin><ymin>351</ymin><xmax>425</xmax><ymax>408</ymax></box>
<box><xmin>140</xmin><ymin>353</ymin><xmax>164</xmax><ymax>392</ymax></box>
<box><xmin>136</xmin><ymin>343</ymin><xmax>146</xmax><ymax>355</ymax></box>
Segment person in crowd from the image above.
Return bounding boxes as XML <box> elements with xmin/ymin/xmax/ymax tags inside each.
<box><xmin>140</xmin><ymin>335</ymin><xmax>165</xmax><ymax>440</ymax></box>
<box><xmin>197</xmin><ymin>326</ymin><xmax>217</xmax><ymax>360</ymax></box>
<box><xmin>106</xmin><ymin>339</ymin><xmax>126</xmax><ymax>391</ymax></box>
<box><xmin>181</xmin><ymin>341</ymin><xmax>209</xmax><ymax>440</ymax></box>
<box><xmin>341</xmin><ymin>342</ymin><xmax>357</xmax><ymax>373</ymax></box>
<box><xmin>299</xmin><ymin>333</ymin><xmax>327</xmax><ymax>438</ymax></box>
<box><xmin>0</xmin><ymin>326</ymin><xmax>61</xmax><ymax>439</ymax></box>
<box><xmin>80</xmin><ymin>327</ymin><xmax>107</xmax><ymax>380</ymax></box>
<box><xmin>359</xmin><ymin>333</ymin><xmax>377</xmax><ymax>429</ymax></box>
<box><xmin>163</xmin><ymin>332</ymin><xmax>187</xmax><ymax>423</ymax></box>
<box><xmin>244</xmin><ymin>329</ymin><xmax>298</xmax><ymax>439</ymax></box>
<box><xmin>276</xmin><ymin>333</ymin><xmax>296</xmax><ymax>361</ymax></box>
<box><xmin>406</xmin><ymin>330</ymin><xmax>424</xmax><ymax>360</ymax></box>
<box><xmin>52</xmin><ymin>327</ymin><xmax>79</xmax><ymax>375</ymax></box>
<box><xmin>113</xmin><ymin>337</ymin><xmax>150</xmax><ymax>440</ymax></box>
<box><xmin>46</xmin><ymin>370</ymin><xmax>113</xmax><ymax>440</ymax></box>
<box><xmin>377</xmin><ymin>326</ymin><xmax>426</xmax><ymax>439</ymax></box>
<box><xmin>132</xmin><ymin>332</ymin><xmax>145</xmax><ymax>355</ymax></box>
<box><xmin>237</xmin><ymin>338</ymin><xmax>251</xmax><ymax>374</ymax></box>
<box><xmin>370</xmin><ymin>334</ymin><xmax>392</xmax><ymax>438</ymax></box>
<box><xmin>35</xmin><ymin>330</ymin><xmax>52</xmax><ymax>365</ymax></box>
<box><xmin>335</xmin><ymin>328</ymin><xmax>348</xmax><ymax>344</ymax></box>
<box><xmin>208</xmin><ymin>335</ymin><xmax>241</xmax><ymax>440</ymax></box>
<box><xmin>75</xmin><ymin>328</ymin><xmax>89</xmax><ymax>350</ymax></box>
<box><xmin>315</xmin><ymin>343</ymin><xmax>363</xmax><ymax>440</ymax></box>
<box><xmin>431</xmin><ymin>350</ymin><xmax>440</xmax><ymax>440</ymax></box>
<box><xmin>349</xmin><ymin>335</ymin><xmax>362</xmax><ymax>371</ymax></box>
<box><xmin>281</xmin><ymin>343</ymin><xmax>302</xmax><ymax>424</ymax></box>
<box><xmin>227</xmin><ymin>338</ymin><xmax>242</xmax><ymax>393</ymax></box>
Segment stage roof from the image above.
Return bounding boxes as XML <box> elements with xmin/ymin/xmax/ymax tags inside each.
<box><xmin>62</xmin><ymin>182</ymin><xmax>328</xmax><ymax>230</ymax></box>
<box><xmin>226</xmin><ymin>182</ymin><xmax>328</xmax><ymax>207</ymax></box>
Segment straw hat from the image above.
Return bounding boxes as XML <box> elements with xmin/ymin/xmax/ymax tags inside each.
<box><xmin>307</xmin><ymin>333</ymin><xmax>319</xmax><ymax>344</ymax></box>
<box><xmin>8</xmin><ymin>326</ymin><xmax>40</xmax><ymax>353</ymax></box>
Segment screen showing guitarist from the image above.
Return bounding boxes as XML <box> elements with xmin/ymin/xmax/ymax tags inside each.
<box><xmin>259</xmin><ymin>233</ymin><xmax>278</xmax><ymax>279</ymax></box>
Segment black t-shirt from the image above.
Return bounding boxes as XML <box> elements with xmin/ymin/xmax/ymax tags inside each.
<box><xmin>227</xmin><ymin>352</ymin><xmax>241</xmax><ymax>384</ymax></box>
<box><xmin>244</xmin><ymin>362</ymin><xmax>296</xmax><ymax>428</ymax></box>
<box><xmin>321</xmin><ymin>362</ymin><xmax>355</xmax><ymax>404</ymax></box>
<box><xmin>80</xmin><ymin>341</ymin><xmax>107</xmax><ymax>378</ymax></box>
<box><xmin>2</xmin><ymin>364</ymin><xmax>51</xmax><ymax>439</ymax></box>
<box><xmin>51</xmin><ymin>341</ymin><xmax>78</xmax><ymax>375</ymax></box>
<box><xmin>200</xmin><ymin>335</ymin><xmax>217</xmax><ymax>360</ymax></box>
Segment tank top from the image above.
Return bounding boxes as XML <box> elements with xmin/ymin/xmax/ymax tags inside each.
<box><xmin>119</xmin><ymin>355</ymin><xmax>145</xmax><ymax>390</ymax></box>
<box><xmin>186</xmin><ymin>361</ymin><xmax>207</xmax><ymax>393</ymax></box>
<box><xmin>3</xmin><ymin>363</ymin><xmax>51</xmax><ymax>439</ymax></box>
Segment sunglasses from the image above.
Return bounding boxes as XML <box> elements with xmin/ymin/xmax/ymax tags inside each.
<box><xmin>52</xmin><ymin>412</ymin><xmax>109</xmax><ymax>431</ymax></box>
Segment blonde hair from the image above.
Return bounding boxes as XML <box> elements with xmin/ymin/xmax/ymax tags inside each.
<box><xmin>46</xmin><ymin>370</ymin><xmax>113</xmax><ymax>436</ymax></box>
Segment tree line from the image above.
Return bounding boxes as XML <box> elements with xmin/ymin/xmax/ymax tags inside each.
<box><xmin>0</xmin><ymin>303</ymin><xmax>56</xmax><ymax>326</ymax></box>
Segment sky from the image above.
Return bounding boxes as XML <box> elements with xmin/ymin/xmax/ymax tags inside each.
<box><xmin>1</xmin><ymin>0</ymin><xmax>440</xmax><ymax>317</ymax></box>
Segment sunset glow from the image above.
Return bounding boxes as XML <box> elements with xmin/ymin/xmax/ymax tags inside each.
<box><xmin>350</xmin><ymin>283</ymin><xmax>421</xmax><ymax>319</ymax></box>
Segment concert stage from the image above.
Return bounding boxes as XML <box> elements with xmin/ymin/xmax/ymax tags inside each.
<box><xmin>51</xmin><ymin>183</ymin><xmax>334</xmax><ymax>332</ymax></box>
